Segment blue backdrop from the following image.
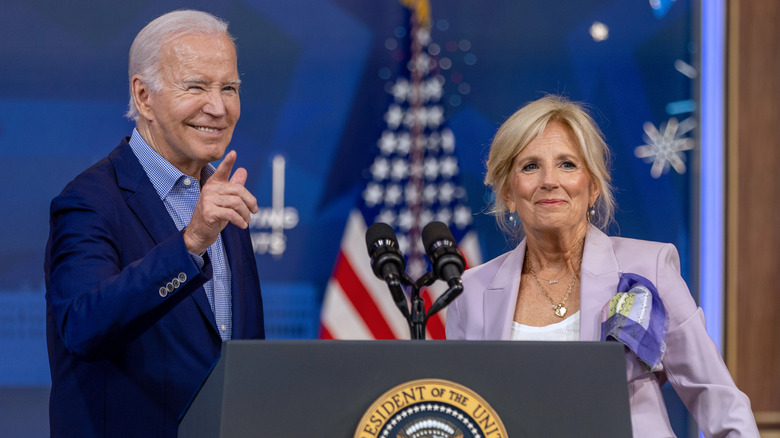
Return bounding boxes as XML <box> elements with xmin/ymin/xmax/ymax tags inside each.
<box><xmin>0</xmin><ymin>0</ymin><xmax>697</xmax><ymax>435</ymax></box>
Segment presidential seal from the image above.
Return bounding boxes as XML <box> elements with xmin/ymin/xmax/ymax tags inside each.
<box><xmin>355</xmin><ymin>378</ymin><xmax>508</xmax><ymax>438</ymax></box>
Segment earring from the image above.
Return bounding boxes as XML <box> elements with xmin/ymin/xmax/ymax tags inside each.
<box><xmin>508</xmin><ymin>211</ymin><xmax>517</xmax><ymax>225</ymax></box>
<box><xmin>587</xmin><ymin>205</ymin><xmax>596</xmax><ymax>223</ymax></box>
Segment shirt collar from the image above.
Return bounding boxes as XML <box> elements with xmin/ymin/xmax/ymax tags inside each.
<box><xmin>128</xmin><ymin>128</ymin><xmax>216</xmax><ymax>200</ymax></box>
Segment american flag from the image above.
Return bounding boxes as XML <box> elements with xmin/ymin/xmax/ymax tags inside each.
<box><xmin>319</xmin><ymin>0</ymin><xmax>481</xmax><ymax>340</ymax></box>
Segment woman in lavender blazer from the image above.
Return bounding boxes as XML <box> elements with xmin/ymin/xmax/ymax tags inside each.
<box><xmin>445</xmin><ymin>95</ymin><xmax>758</xmax><ymax>437</ymax></box>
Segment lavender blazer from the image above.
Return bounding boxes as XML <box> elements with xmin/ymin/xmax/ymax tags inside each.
<box><xmin>446</xmin><ymin>225</ymin><xmax>758</xmax><ymax>437</ymax></box>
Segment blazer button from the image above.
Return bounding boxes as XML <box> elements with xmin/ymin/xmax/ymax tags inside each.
<box><xmin>159</xmin><ymin>286</ymin><xmax>168</xmax><ymax>298</ymax></box>
<box><xmin>172</xmin><ymin>278</ymin><xmax>180</xmax><ymax>289</ymax></box>
<box><xmin>178</xmin><ymin>272</ymin><xmax>187</xmax><ymax>283</ymax></box>
<box><xmin>166</xmin><ymin>282</ymin><xmax>175</xmax><ymax>293</ymax></box>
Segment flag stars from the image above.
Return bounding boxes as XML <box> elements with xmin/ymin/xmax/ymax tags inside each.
<box><xmin>440</xmin><ymin>129</ymin><xmax>455</xmax><ymax>154</ymax></box>
<box><xmin>363</xmin><ymin>182</ymin><xmax>384</xmax><ymax>207</ymax></box>
<box><xmin>385</xmin><ymin>105</ymin><xmax>449</xmax><ymax>132</ymax></box>
<box><xmin>376</xmin><ymin>209</ymin><xmax>396</xmax><ymax>226</ymax></box>
<box><xmin>404</xmin><ymin>183</ymin><xmax>422</xmax><ymax>206</ymax></box>
<box><xmin>391</xmin><ymin>158</ymin><xmax>409</xmax><ymax>181</ymax></box>
<box><xmin>325</xmin><ymin>8</ymin><xmax>481</xmax><ymax>343</ymax></box>
<box><xmin>439</xmin><ymin>156</ymin><xmax>459</xmax><ymax>178</ymax></box>
<box><xmin>427</xmin><ymin>106</ymin><xmax>444</xmax><ymax>127</ymax></box>
<box><xmin>391</xmin><ymin>78</ymin><xmax>411</xmax><ymax>102</ymax></box>
<box><xmin>438</xmin><ymin>182</ymin><xmax>455</xmax><ymax>204</ymax></box>
<box><xmin>422</xmin><ymin>78</ymin><xmax>443</xmax><ymax>102</ymax></box>
<box><xmin>423</xmin><ymin>184</ymin><xmax>439</xmax><ymax>204</ymax></box>
<box><xmin>415</xmin><ymin>27</ymin><xmax>432</xmax><ymax>46</ymax></box>
<box><xmin>409</xmin><ymin>52</ymin><xmax>432</xmax><ymax>76</ymax></box>
<box><xmin>396</xmin><ymin>133</ymin><xmax>412</xmax><ymax>156</ymax></box>
<box><xmin>389</xmin><ymin>77</ymin><xmax>442</xmax><ymax>105</ymax></box>
<box><xmin>420</xmin><ymin>209</ymin><xmax>434</xmax><ymax>227</ymax></box>
<box><xmin>371</xmin><ymin>157</ymin><xmax>391</xmax><ymax>180</ymax></box>
<box><xmin>436</xmin><ymin>208</ymin><xmax>453</xmax><ymax>225</ymax></box>
<box><xmin>396</xmin><ymin>233</ymin><xmax>410</xmax><ymax>255</ymax></box>
<box><xmin>385</xmin><ymin>105</ymin><xmax>404</xmax><ymax>129</ymax></box>
<box><xmin>397</xmin><ymin>209</ymin><xmax>414</xmax><ymax>231</ymax></box>
<box><xmin>424</xmin><ymin>157</ymin><xmax>440</xmax><ymax>180</ymax></box>
<box><xmin>404</xmin><ymin>107</ymin><xmax>427</xmax><ymax>129</ymax></box>
<box><xmin>378</xmin><ymin>131</ymin><xmax>397</xmax><ymax>155</ymax></box>
<box><xmin>453</xmin><ymin>205</ymin><xmax>473</xmax><ymax>228</ymax></box>
<box><xmin>384</xmin><ymin>184</ymin><xmax>403</xmax><ymax>206</ymax></box>
<box><xmin>402</xmin><ymin>106</ymin><xmax>446</xmax><ymax>130</ymax></box>
<box><xmin>426</xmin><ymin>132</ymin><xmax>441</xmax><ymax>152</ymax></box>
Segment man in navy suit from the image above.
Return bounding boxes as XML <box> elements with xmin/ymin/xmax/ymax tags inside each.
<box><xmin>44</xmin><ymin>10</ymin><xmax>265</xmax><ymax>438</ymax></box>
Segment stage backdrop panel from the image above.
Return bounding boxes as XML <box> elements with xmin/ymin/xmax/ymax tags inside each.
<box><xmin>0</xmin><ymin>0</ymin><xmax>696</xmax><ymax>436</ymax></box>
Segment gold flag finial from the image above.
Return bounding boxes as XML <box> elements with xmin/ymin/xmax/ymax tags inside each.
<box><xmin>400</xmin><ymin>0</ymin><xmax>431</xmax><ymax>28</ymax></box>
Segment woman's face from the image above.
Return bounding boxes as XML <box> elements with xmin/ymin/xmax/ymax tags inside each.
<box><xmin>505</xmin><ymin>121</ymin><xmax>599</xmax><ymax>235</ymax></box>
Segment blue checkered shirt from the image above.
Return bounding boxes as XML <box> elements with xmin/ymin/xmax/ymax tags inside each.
<box><xmin>129</xmin><ymin>129</ymin><xmax>232</xmax><ymax>340</ymax></box>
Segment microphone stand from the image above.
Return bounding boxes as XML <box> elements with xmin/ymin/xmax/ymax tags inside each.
<box><xmin>402</xmin><ymin>272</ymin><xmax>463</xmax><ymax>340</ymax></box>
<box><xmin>409</xmin><ymin>273</ymin><xmax>435</xmax><ymax>340</ymax></box>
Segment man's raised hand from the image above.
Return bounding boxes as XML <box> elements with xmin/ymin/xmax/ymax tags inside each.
<box><xmin>183</xmin><ymin>151</ymin><xmax>259</xmax><ymax>255</ymax></box>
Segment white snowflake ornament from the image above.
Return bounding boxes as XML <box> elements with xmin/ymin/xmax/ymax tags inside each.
<box><xmin>634</xmin><ymin>117</ymin><xmax>696</xmax><ymax>178</ymax></box>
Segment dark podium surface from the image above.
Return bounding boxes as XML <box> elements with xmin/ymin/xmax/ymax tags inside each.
<box><xmin>179</xmin><ymin>340</ymin><xmax>631</xmax><ymax>437</ymax></box>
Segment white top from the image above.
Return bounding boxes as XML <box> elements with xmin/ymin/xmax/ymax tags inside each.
<box><xmin>509</xmin><ymin>311</ymin><xmax>580</xmax><ymax>341</ymax></box>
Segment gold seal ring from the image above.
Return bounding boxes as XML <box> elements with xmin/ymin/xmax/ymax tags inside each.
<box><xmin>354</xmin><ymin>378</ymin><xmax>508</xmax><ymax>438</ymax></box>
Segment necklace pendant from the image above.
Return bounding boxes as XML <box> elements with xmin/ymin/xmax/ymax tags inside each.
<box><xmin>554</xmin><ymin>305</ymin><xmax>567</xmax><ymax>318</ymax></box>
<box><xmin>548</xmin><ymin>280</ymin><xmax>558</xmax><ymax>284</ymax></box>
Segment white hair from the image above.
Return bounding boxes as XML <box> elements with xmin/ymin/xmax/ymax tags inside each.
<box><xmin>125</xmin><ymin>10</ymin><xmax>234</xmax><ymax>122</ymax></box>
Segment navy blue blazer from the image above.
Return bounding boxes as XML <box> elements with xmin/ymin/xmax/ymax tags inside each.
<box><xmin>44</xmin><ymin>138</ymin><xmax>265</xmax><ymax>438</ymax></box>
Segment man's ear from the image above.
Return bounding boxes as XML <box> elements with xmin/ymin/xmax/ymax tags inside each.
<box><xmin>131</xmin><ymin>75</ymin><xmax>154</xmax><ymax>122</ymax></box>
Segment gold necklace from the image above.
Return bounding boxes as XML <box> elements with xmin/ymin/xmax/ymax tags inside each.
<box><xmin>525</xmin><ymin>251</ymin><xmax>580</xmax><ymax>318</ymax></box>
<box><xmin>534</xmin><ymin>270</ymin><xmax>566</xmax><ymax>285</ymax></box>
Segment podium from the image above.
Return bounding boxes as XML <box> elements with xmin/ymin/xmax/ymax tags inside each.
<box><xmin>178</xmin><ymin>340</ymin><xmax>631</xmax><ymax>437</ymax></box>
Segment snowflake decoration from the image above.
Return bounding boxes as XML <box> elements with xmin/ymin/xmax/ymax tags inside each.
<box><xmin>634</xmin><ymin>117</ymin><xmax>696</xmax><ymax>178</ymax></box>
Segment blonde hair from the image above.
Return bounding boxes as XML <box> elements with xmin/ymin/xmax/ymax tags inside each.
<box><xmin>485</xmin><ymin>95</ymin><xmax>615</xmax><ymax>236</ymax></box>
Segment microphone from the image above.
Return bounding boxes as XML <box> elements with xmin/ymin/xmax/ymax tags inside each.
<box><xmin>366</xmin><ymin>222</ymin><xmax>406</xmax><ymax>282</ymax></box>
<box><xmin>365</xmin><ymin>222</ymin><xmax>409</xmax><ymax>318</ymax></box>
<box><xmin>421</xmin><ymin>221</ymin><xmax>465</xmax><ymax>287</ymax></box>
<box><xmin>422</xmin><ymin>221</ymin><xmax>465</xmax><ymax>318</ymax></box>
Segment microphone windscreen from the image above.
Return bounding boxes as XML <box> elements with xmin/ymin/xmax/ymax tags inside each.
<box><xmin>366</xmin><ymin>222</ymin><xmax>397</xmax><ymax>254</ymax></box>
<box><xmin>421</xmin><ymin>221</ymin><xmax>455</xmax><ymax>256</ymax></box>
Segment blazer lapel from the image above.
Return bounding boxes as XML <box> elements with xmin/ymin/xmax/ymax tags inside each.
<box><xmin>483</xmin><ymin>240</ymin><xmax>527</xmax><ymax>340</ymax></box>
<box><xmin>111</xmin><ymin>141</ymin><xmax>218</xmax><ymax>332</ymax></box>
<box><xmin>112</xmin><ymin>142</ymin><xmax>180</xmax><ymax>244</ymax></box>
<box><xmin>221</xmin><ymin>224</ymin><xmax>245</xmax><ymax>338</ymax></box>
<box><xmin>579</xmin><ymin>225</ymin><xmax>621</xmax><ymax>341</ymax></box>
